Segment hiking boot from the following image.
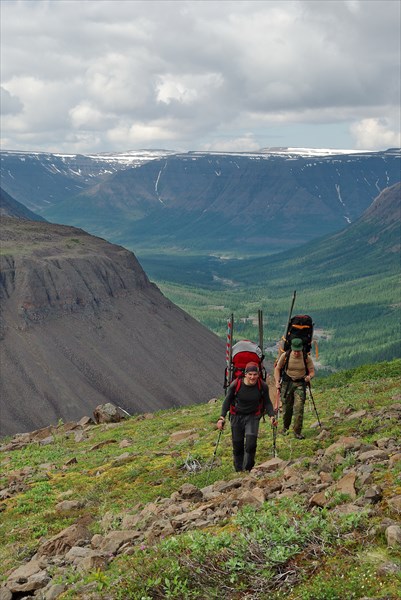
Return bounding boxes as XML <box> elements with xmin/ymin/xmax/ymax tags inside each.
<box><xmin>281</xmin><ymin>428</ymin><xmax>289</xmax><ymax>436</ymax></box>
<box><xmin>294</xmin><ymin>433</ymin><xmax>305</xmax><ymax>440</ymax></box>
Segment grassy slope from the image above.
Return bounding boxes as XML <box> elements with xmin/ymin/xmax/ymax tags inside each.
<box><xmin>0</xmin><ymin>360</ymin><xmax>400</xmax><ymax>599</ymax></box>
<box><xmin>136</xmin><ymin>183</ymin><xmax>400</xmax><ymax>371</ymax></box>
<box><xmin>136</xmin><ymin>202</ymin><xmax>400</xmax><ymax>371</ymax></box>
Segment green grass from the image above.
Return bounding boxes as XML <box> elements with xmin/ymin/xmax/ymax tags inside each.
<box><xmin>0</xmin><ymin>360</ymin><xmax>400</xmax><ymax>598</ymax></box>
<box><xmin>136</xmin><ymin>262</ymin><xmax>400</xmax><ymax>372</ymax></box>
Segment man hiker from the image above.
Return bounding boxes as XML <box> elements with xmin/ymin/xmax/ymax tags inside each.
<box><xmin>274</xmin><ymin>337</ymin><xmax>315</xmax><ymax>440</ymax></box>
<box><xmin>217</xmin><ymin>362</ymin><xmax>277</xmax><ymax>472</ymax></box>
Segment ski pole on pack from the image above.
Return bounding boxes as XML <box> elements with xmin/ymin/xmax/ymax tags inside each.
<box><xmin>284</xmin><ymin>290</ymin><xmax>297</xmax><ymax>340</ymax></box>
<box><xmin>307</xmin><ymin>382</ymin><xmax>322</xmax><ymax>428</ymax></box>
<box><xmin>206</xmin><ymin>429</ymin><xmax>223</xmax><ymax>484</ymax></box>
<box><xmin>258</xmin><ymin>309</ymin><xmax>263</xmax><ymax>354</ymax></box>
<box><xmin>224</xmin><ymin>313</ymin><xmax>234</xmax><ymax>389</ymax></box>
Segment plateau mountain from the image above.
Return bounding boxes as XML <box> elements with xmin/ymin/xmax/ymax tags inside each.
<box><xmin>0</xmin><ymin>214</ymin><xmax>225</xmax><ymax>437</ymax></box>
<box><xmin>1</xmin><ymin>148</ymin><xmax>399</xmax><ymax>256</ymax></box>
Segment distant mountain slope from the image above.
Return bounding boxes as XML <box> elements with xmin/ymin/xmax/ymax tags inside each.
<box><xmin>223</xmin><ymin>181</ymin><xmax>401</xmax><ymax>284</ymax></box>
<box><xmin>42</xmin><ymin>149</ymin><xmax>401</xmax><ymax>254</ymax></box>
<box><xmin>0</xmin><ymin>149</ymin><xmax>174</xmax><ymax>213</ymax></box>
<box><xmin>139</xmin><ymin>183</ymin><xmax>400</xmax><ymax>369</ymax></box>
<box><xmin>1</xmin><ymin>148</ymin><xmax>399</xmax><ymax>255</ymax></box>
<box><xmin>0</xmin><ymin>218</ymin><xmax>225</xmax><ymax>437</ymax></box>
<box><xmin>0</xmin><ymin>187</ymin><xmax>47</xmax><ymax>221</ymax></box>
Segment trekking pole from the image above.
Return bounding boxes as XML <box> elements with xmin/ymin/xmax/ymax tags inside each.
<box><xmin>307</xmin><ymin>382</ymin><xmax>322</xmax><ymax>428</ymax></box>
<box><xmin>272</xmin><ymin>420</ymin><xmax>278</xmax><ymax>457</ymax></box>
<box><xmin>272</xmin><ymin>386</ymin><xmax>281</xmax><ymax>457</ymax></box>
<box><xmin>206</xmin><ymin>429</ymin><xmax>223</xmax><ymax>484</ymax></box>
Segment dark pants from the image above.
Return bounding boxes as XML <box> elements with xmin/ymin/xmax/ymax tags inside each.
<box><xmin>282</xmin><ymin>380</ymin><xmax>306</xmax><ymax>434</ymax></box>
<box><xmin>230</xmin><ymin>414</ymin><xmax>261</xmax><ymax>472</ymax></box>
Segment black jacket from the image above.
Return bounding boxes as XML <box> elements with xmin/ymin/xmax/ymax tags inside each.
<box><xmin>221</xmin><ymin>378</ymin><xmax>275</xmax><ymax>418</ymax></box>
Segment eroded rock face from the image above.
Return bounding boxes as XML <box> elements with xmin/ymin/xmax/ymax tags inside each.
<box><xmin>0</xmin><ymin>218</ymin><xmax>225</xmax><ymax>437</ymax></box>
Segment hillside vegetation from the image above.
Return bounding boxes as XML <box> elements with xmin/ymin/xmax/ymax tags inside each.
<box><xmin>138</xmin><ymin>183</ymin><xmax>401</xmax><ymax>372</ymax></box>
<box><xmin>1</xmin><ymin>360</ymin><xmax>400</xmax><ymax>599</ymax></box>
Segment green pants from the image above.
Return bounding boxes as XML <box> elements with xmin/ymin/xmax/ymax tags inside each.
<box><xmin>282</xmin><ymin>380</ymin><xmax>306</xmax><ymax>435</ymax></box>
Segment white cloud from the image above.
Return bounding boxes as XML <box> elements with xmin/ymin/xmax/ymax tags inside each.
<box><xmin>202</xmin><ymin>134</ymin><xmax>261</xmax><ymax>153</ymax></box>
<box><xmin>350</xmin><ymin>118</ymin><xmax>401</xmax><ymax>150</ymax></box>
<box><xmin>1</xmin><ymin>0</ymin><xmax>400</xmax><ymax>152</ymax></box>
<box><xmin>0</xmin><ymin>86</ymin><xmax>23</xmax><ymax>115</ymax></box>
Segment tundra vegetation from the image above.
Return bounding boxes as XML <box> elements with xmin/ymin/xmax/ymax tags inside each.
<box><xmin>0</xmin><ymin>360</ymin><xmax>400</xmax><ymax>599</ymax></box>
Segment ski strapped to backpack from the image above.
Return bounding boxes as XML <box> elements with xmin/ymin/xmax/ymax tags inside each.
<box><xmin>224</xmin><ymin>313</ymin><xmax>234</xmax><ymax>390</ymax></box>
<box><xmin>224</xmin><ymin>310</ymin><xmax>266</xmax><ymax>388</ymax></box>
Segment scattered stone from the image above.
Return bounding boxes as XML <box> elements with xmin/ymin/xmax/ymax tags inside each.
<box><xmin>388</xmin><ymin>495</ymin><xmax>401</xmax><ymax>513</ymax></box>
<box><xmin>389</xmin><ymin>452</ymin><xmax>401</xmax><ymax>467</ymax></box>
<box><xmin>358</xmin><ymin>449</ymin><xmax>389</xmax><ymax>462</ymax></box>
<box><xmin>74</xmin><ymin>430</ymin><xmax>87</xmax><ymax>443</ymax></box>
<box><xmin>55</xmin><ymin>500</ymin><xmax>84</xmax><ymax>512</ymax></box>
<box><xmin>6</xmin><ymin>560</ymin><xmax>49</xmax><ymax>594</ymax></box>
<box><xmin>169</xmin><ymin>429</ymin><xmax>198</xmax><ymax>443</ymax></box>
<box><xmin>99</xmin><ymin>530</ymin><xmax>142</xmax><ymax>554</ymax></box>
<box><xmin>41</xmin><ymin>583</ymin><xmax>66</xmax><ymax>600</ymax></box>
<box><xmin>254</xmin><ymin>457</ymin><xmax>286</xmax><ymax>472</ymax></box>
<box><xmin>177</xmin><ymin>483</ymin><xmax>203</xmax><ymax>501</ymax></box>
<box><xmin>93</xmin><ymin>403</ymin><xmax>124</xmax><ymax>424</ymax></box>
<box><xmin>0</xmin><ymin>587</ymin><xmax>12</xmax><ymax>600</ymax></box>
<box><xmin>345</xmin><ymin>409</ymin><xmax>367</xmax><ymax>421</ymax></box>
<box><xmin>319</xmin><ymin>471</ymin><xmax>333</xmax><ymax>483</ymax></box>
<box><xmin>317</xmin><ymin>429</ymin><xmax>330</xmax><ymax>440</ymax></box>
<box><xmin>37</xmin><ymin>523</ymin><xmax>91</xmax><ymax>557</ymax></box>
<box><xmin>309</xmin><ymin>491</ymin><xmax>327</xmax><ymax>508</ymax></box>
<box><xmin>334</xmin><ymin>472</ymin><xmax>357</xmax><ymax>500</ymax></box>
<box><xmin>324</xmin><ymin>436</ymin><xmax>361</xmax><ymax>457</ymax></box>
<box><xmin>78</xmin><ymin>416</ymin><xmax>93</xmax><ymax>427</ymax></box>
<box><xmin>89</xmin><ymin>439</ymin><xmax>117</xmax><ymax>451</ymax></box>
<box><xmin>362</xmin><ymin>485</ymin><xmax>383</xmax><ymax>504</ymax></box>
<box><xmin>385</xmin><ymin>525</ymin><xmax>401</xmax><ymax>547</ymax></box>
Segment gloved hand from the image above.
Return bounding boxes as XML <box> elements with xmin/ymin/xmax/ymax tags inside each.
<box><xmin>217</xmin><ymin>417</ymin><xmax>225</xmax><ymax>430</ymax></box>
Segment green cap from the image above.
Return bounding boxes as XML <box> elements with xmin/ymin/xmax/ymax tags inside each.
<box><xmin>291</xmin><ymin>338</ymin><xmax>303</xmax><ymax>351</ymax></box>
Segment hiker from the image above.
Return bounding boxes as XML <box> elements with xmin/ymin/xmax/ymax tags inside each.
<box><xmin>217</xmin><ymin>362</ymin><xmax>277</xmax><ymax>472</ymax></box>
<box><xmin>274</xmin><ymin>337</ymin><xmax>315</xmax><ymax>439</ymax></box>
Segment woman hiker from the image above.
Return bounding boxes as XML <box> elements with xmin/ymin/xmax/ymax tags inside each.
<box><xmin>216</xmin><ymin>362</ymin><xmax>277</xmax><ymax>472</ymax></box>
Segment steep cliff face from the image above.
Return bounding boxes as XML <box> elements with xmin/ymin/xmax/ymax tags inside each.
<box><xmin>0</xmin><ymin>218</ymin><xmax>225</xmax><ymax>437</ymax></box>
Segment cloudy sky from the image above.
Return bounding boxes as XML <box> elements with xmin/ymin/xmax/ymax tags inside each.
<box><xmin>1</xmin><ymin>0</ymin><xmax>400</xmax><ymax>154</ymax></box>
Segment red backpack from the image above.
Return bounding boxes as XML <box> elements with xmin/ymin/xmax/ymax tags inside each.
<box><xmin>231</xmin><ymin>340</ymin><xmax>264</xmax><ymax>379</ymax></box>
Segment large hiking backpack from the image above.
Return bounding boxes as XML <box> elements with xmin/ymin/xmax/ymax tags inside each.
<box><xmin>276</xmin><ymin>314</ymin><xmax>317</xmax><ymax>376</ymax></box>
<box><xmin>231</xmin><ymin>340</ymin><xmax>264</xmax><ymax>380</ymax></box>
<box><xmin>223</xmin><ymin>310</ymin><xmax>265</xmax><ymax>390</ymax></box>
<box><xmin>281</xmin><ymin>314</ymin><xmax>314</xmax><ymax>355</ymax></box>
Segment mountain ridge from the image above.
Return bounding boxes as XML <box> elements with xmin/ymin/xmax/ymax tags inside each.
<box><xmin>1</xmin><ymin>147</ymin><xmax>399</xmax><ymax>255</ymax></box>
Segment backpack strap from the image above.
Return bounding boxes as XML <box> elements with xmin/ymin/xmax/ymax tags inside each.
<box><xmin>302</xmin><ymin>350</ymin><xmax>310</xmax><ymax>376</ymax></box>
<box><xmin>230</xmin><ymin>377</ymin><xmax>264</xmax><ymax>416</ymax></box>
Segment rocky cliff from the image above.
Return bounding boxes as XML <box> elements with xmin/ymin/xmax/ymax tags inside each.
<box><xmin>0</xmin><ymin>217</ymin><xmax>225</xmax><ymax>437</ymax></box>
